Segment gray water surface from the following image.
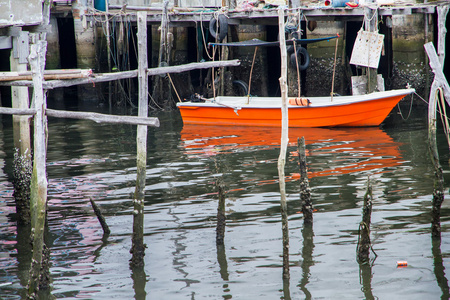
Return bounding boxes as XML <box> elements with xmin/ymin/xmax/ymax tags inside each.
<box><xmin>0</xmin><ymin>107</ymin><xmax>449</xmax><ymax>299</ymax></box>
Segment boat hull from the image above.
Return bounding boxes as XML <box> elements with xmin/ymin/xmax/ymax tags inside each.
<box><xmin>177</xmin><ymin>89</ymin><xmax>415</xmax><ymax>127</ymax></box>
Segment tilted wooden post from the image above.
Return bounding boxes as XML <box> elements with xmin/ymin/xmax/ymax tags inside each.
<box><xmin>27</xmin><ymin>40</ymin><xmax>49</xmax><ymax>297</ymax></box>
<box><xmin>277</xmin><ymin>8</ymin><xmax>290</xmax><ymax>280</ymax></box>
<box><xmin>130</xmin><ymin>11</ymin><xmax>148</xmax><ymax>267</ymax></box>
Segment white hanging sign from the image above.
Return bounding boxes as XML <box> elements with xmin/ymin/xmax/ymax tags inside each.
<box><xmin>350</xmin><ymin>30</ymin><xmax>384</xmax><ymax>69</ymax></box>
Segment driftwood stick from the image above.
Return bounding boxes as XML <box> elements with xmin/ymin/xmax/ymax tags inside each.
<box><xmin>298</xmin><ymin>137</ymin><xmax>313</xmax><ymax>225</ymax></box>
<box><xmin>90</xmin><ymin>198</ymin><xmax>111</xmax><ymax>235</ymax></box>
<box><xmin>357</xmin><ymin>178</ymin><xmax>374</xmax><ymax>263</ymax></box>
<box><xmin>277</xmin><ymin>8</ymin><xmax>290</xmax><ymax>280</ymax></box>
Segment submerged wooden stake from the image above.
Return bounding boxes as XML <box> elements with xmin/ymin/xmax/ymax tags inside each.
<box><xmin>130</xmin><ymin>11</ymin><xmax>148</xmax><ymax>268</ymax></box>
<box><xmin>298</xmin><ymin>137</ymin><xmax>313</xmax><ymax>225</ymax></box>
<box><xmin>90</xmin><ymin>198</ymin><xmax>111</xmax><ymax>235</ymax></box>
<box><xmin>277</xmin><ymin>8</ymin><xmax>290</xmax><ymax>280</ymax></box>
<box><xmin>357</xmin><ymin>178</ymin><xmax>373</xmax><ymax>263</ymax></box>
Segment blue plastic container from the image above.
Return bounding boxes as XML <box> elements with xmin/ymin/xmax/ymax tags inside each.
<box><xmin>325</xmin><ymin>0</ymin><xmax>357</xmax><ymax>7</ymax></box>
<box><xmin>94</xmin><ymin>0</ymin><xmax>107</xmax><ymax>11</ymax></box>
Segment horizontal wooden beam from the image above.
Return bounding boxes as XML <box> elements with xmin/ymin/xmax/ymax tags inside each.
<box><xmin>0</xmin><ymin>107</ymin><xmax>159</xmax><ymax>127</ymax></box>
<box><xmin>0</xmin><ymin>60</ymin><xmax>240</xmax><ymax>88</ymax></box>
<box><xmin>147</xmin><ymin>59</ymin><xmax>241</xmax><ymax>76</ymax></box>
<box><xmin>0</xmin><ymin>107</ymin><xmax>35</xmax><ymax>115</ymax></box>
<box><xmin>46</xmin><ymin>109</ymin><xmax>160</xmax><ymax>127</ymax></box>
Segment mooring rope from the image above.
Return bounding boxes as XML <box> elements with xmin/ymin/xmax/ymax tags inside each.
<box><xmin>247</xmin><ymin>46</ymin><xmax>258</xmax><ymax>103</ymax></box>
<box><xmin>437</xmin><ymin>87</ymin><xmax>450</xmax><ymax>149</ymax></box>
<box><xmin>397</xmin><ymin>92</ymin><xmax>414</xmax><ymax>121</ymax></box>
<box><xmin>331</xmin><ymin>33</ymin><xmax>339</xmax><ymax>102</ymax></box>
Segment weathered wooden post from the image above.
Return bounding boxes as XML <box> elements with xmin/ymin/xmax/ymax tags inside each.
<box><xmin>130</xmin><ymin>11</ymin><xmax>148</xmax><ymax>268</ymax></box>
<box><xmin>11</xmin><ymin>30</ymin><xmax>32</xmax><ymax>226</ymax></box>
<box><xmin>27</xmin><ymin>39</ymin><xmax>49</xmax><ymax>297</ymax></box>
<box><xmin>298</xmin><ymin>137</ymin><xmax>312</xmax><ymax>225</ymax></box>
<box><xmin>424</xmin><ymin>42</ymin><xmax>450</xmax><ymax>238</ymax></box>
<box><xmin>356</xmin><ymin>179</ymin><xmax>374</xmax><ymax>263</ymax></box>
<box><xmin>277</xmin><ymin>7</ymin><xmax>290</xmax><ymax>280</ymax></box>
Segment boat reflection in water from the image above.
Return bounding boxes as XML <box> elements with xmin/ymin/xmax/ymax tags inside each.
<box><xmin>180</xmin><ymin>125</ymin><xmax>404</xmax><ymax>179</ymax></box>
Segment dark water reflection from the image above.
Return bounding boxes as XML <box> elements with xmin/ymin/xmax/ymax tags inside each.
<box><xmin>0</xmin><ymin>106</ymin><xmax>449</xmax><ymax>299</ymax></box>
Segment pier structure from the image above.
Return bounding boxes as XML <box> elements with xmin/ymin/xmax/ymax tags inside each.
<box><xmin>0</xmin><ymin>0</ymin><xmax>449</xmax><ymax>297</ymax></box>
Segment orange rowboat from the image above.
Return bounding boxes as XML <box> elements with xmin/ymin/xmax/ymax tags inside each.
<box><xmin>177</xmin><ymin>88</ymin><xmax>415</xmax><ymax>127</ymax></box>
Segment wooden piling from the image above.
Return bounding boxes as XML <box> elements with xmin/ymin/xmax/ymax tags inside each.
<box><xmin>216</xmin><ymin>179</ymin><xmax>226</xmax><ymax>245</ymax></box>
<box><xmin>297</xmin><ymin>137</ymin><xmax>313</xmax><ymax>225</ymax></box>
<box><xmin>27</xmin><ymin>39</ymin><xmax>49</xmax><ymax>298</ymax></box>
<box><xmin>130</xmin><ymin>11</ymin><xmax>148</xmax><ymax>268</ymax></box>
<box><xmin>357</xmin><ymin>178</ymin><xmax>374</xmax><ymax>263</ymax></box>
<box><xmin>277</xmin><ymin>8</ymin><xmax>290</xmax><ymax>280</ymax></box>
<box><xmin>10</xmin><ymin>31</ymin><xmax>32</xmax><ymax>226</ymax></box>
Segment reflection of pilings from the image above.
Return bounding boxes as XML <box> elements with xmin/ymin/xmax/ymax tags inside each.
<box><xmin>356</xmin><ymin>179</ymin><xmax>373</xmax><ymax>263</ymax></box>
<box><xmin>359</xmin><ymin>261</ymin><xmax>375</xmax><ymax>300</ymax></box>
<box><xmin>298</xmin><ymin>137</ymin><xmax>312</xmax><ymax>225</ymax></box>
<box><xmin>298</xmin><ymin>225</ymin><xmax>314</xmax><ymax>299</ymax></box>
<box><xmin>217</xmin><ymin>244</ymin><xmax>231</xmax><ymax>297</ymax></box>
<box><xmin>432</xmin><ymin>238</ymin><xmax>450</xmax><ymax>299</ymax></box>
<box><xmin>131</xmin><ymin>265</ymin><xmax>147</xmax><ymax>300</ymax></box>
<box><xmin>16</xmin><ymin>224</ymin><xmax>31</xmax><ymax>298</ymax></box>
<box><xmin>216</xmin><ymin>179</ymin><xmax>226</xmax><ymax>245</ymax></box>
<box><xmin>130</xmin><ymin>11</ymin><xmax>148</xmax><ymax>268</ymax></box>
<box><xmin>283</xmin><ymin>278</ymin><xmax>292</xmax><ymax>300</ymax></box>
